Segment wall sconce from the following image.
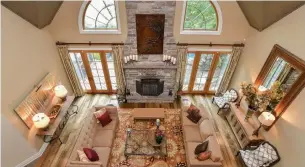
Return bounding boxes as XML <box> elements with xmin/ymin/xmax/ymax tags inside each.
<box><xmin>163</xmin><ymin>55</ymin><xmax>176</xmax><ymax>65</ymax></box>
<box><xmin>124</xmin><ymin>55</ymin><xmax>138</xmax><ymax>64</ymax></box>
<box><xmin>54</xmin><ymin>85</ymin><xmax>68</xmax><ymax>101</ymax></box>
<box><xmin>32</xmin><ymin>113</ymin><xmax>50</xmax><ymax>129</ymax></box>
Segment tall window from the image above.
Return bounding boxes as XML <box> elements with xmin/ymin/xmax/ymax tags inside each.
<box><xmin>181</xmin><ymin>0</ymin><xmax>222</xmax><ymax>35</ymax></box>
<box><xmin>69</xmin><ymin>50</ymin><xmax>117</xmax><ymax>94</ymax></box>
<box><xmin>79</xmin><ymin>0</ymin><xmax>120</xmax><ymax>34</ymax></box>
<box><xmin>183</xmin><ymin>51</ymin><xmax>231</xmax><ymax>94</ymax></box>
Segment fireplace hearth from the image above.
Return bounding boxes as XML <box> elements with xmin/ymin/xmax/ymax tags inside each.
<box><xmin>136</xmin><ymin>79</ymin><xmax>164</xmax><ymax>96</ymax></box>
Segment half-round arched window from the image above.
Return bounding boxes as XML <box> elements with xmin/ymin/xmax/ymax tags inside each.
<box><xmin>181</xmin><ymin>0</ymin><xmax>222</xmax><ymax>35</ymax></box>
<box><xmin>78</xmin><ymin>0</ymin><xmax>121</xmax><ymax>34</ymax></box>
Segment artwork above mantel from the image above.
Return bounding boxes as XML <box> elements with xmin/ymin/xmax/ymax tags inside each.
<box><xmin>136</xmin><ymin>14</ymin><xmax>165</xmax><ymax>54</ymax></box>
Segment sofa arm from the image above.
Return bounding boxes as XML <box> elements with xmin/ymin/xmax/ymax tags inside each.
<box><xmin>66</xmin><ymin>161</ymin><xmax>103</xmax><ymax>167</ymax></box>
<box><xmin>93</xmin><ymin>105</ymin><xmax>118</xmax><ymax>115</ymax></box>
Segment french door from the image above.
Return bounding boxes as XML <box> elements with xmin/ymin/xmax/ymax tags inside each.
<box><xmin>182</xmin><ymin>51</ymin><xmax>231</xmax><ymax>94</ymax></box>
<box><xmin>69</xmin><ymin>50</ymin><xmax>117</xmax><ymax>94</ymax></box>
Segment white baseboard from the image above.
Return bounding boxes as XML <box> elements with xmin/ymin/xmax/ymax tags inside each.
<box><xmin>15</xmin><ymin>143</ymin><xmax>49</xmax><ymax>167</ymax></box>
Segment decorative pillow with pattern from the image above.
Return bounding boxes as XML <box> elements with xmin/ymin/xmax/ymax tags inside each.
<box><xmin>77</xmin><ymin>150</ymin><xmax>89</xmax><ymax>162</ymax></box>
<box><xmin>186</xmin><ymin>103</ymin><xmax>200</xmax><ymax>114</ymax></box>
<box><xmin>187</xmin><ymin>110</ymin><xmax>202</xmax><ymax>124</ymax></box>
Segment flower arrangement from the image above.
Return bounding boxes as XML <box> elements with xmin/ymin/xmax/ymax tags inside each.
<box><xmin>241</xmin><ymin>81</ymin><xmax>285</xmax><ymax>113</ymax></box>
<box><xmin>240</xmin><ymin>82</ymin><xmax>259</xmax><ymax>110</ymax></box>
<box><xmin>155</xmin><ymin>129</ymin><xmax>164</xmax><ymax>144</ymax></box>
<box><xmin>259</xmin><ymin>81</ymin><xmax>285</xmax><ymax>113</ymax></box>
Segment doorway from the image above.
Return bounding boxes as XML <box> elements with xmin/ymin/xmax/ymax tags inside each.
<box><xmin>69</xmin><ymin>50</ymin><xmax>117</xmax><ymax>94</ymax></box>
<box><xmin>182</xmin><ymin>51</ymin><xmax>231</xmax><ymax>94</ymax></box>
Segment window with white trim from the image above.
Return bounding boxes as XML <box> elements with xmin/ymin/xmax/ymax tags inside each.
<box><xmin>79</xmin><ymin>0</ymin><xmax>121</xmax><ymax>34</ymax></box>
<box><xmin>181</xmin><ymin>0</ymin><xmax>222</xmax><ymax>35</ymax></box>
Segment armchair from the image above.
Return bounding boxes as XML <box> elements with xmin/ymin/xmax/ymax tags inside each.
<box><xmin>237</xmin><ymin>140</ymin><xmax>280</xmax><ymax>167</ymax></box>
<box><xmin>212</xmin><ymin>88</ymin><xmax>239</xmax><ymax>114</ymax></box>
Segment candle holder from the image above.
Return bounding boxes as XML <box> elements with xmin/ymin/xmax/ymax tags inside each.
<box><xmin>156</xmin><ymin>119</ymin><xmax>160</xmax><ymax>129</ymax></box>
<box><xmin>162</xmin><ymin>55</ymin><xmax>176</xmax><ymax>65</ymax></box>
<box><xmin>124</xmin><ymin>55</ymin><xmax>138</xmax><ymax>64</ymax></box>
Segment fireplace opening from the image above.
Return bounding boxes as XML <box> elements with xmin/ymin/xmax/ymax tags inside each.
<box><xmin>136</xmin><ymin>79</ymin><xmax>164</xmax><ymax>96</ymax></box>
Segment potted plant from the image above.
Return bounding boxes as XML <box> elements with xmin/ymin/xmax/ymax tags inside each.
<box><xmin>241</xmin><ymin>82</ymin><xmax>259</xmax><ymax>121</ymax></box>
<box><xmin>155</xmin><ymin>129</ymin><xmax>164</xmax><ymax>144</ymax></box>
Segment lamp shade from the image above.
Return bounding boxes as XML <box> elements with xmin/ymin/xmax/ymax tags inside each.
<box><xmin>54</xmin><ymin>85</ymin><xmax>68</xmax><ymax>98</ymax></box>
<box><xmin>258</xmin><ymin>112</ymin><xmax>275</xmax><ymax>126</ymax></box>
<box><xmin>32</xmin><ymin>113</ymin><xmax>50</xmax><ymax>129</ymax></box>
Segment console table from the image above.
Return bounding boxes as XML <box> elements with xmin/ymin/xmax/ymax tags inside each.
<box><xmin>33</xmin><ymin>95</ymin><xmax>78</xmax><ymax>143</ymax></box>
<box><xmin>226</xmin><ymin>102</ymin><xmax>264</xmax><ymax>149</ymax></box>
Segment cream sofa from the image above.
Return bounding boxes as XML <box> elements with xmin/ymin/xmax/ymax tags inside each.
<box><xmin>66</xmin><ymin>105</ymin><xmax>119</xmax><ymax>167</ymax></box>
<box><xmin>181</xmin><ymin>104</ymin><xmax>223</xmax><ymax>167</ymax></box>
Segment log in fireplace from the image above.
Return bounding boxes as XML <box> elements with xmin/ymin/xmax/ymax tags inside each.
<box><xmin>136</xmin><ymin>79</ymin><xmax>164</xmax><ymax>96</ymax></box>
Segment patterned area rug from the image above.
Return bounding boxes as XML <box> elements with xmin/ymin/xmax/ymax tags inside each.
<box><xmin>108</xmin><ymin>109</ymin><xmax>187</xmax><ymax>167</ymax></box>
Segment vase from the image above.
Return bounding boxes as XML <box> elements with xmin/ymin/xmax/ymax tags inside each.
<box><xmin>156</xmin><ymin>136</ymin><xmax>163</xmax><ymax>144</ymax></box>
<box><xmin>245</xmin><ymin>106</ymin><xmax>256</xmax><ymax>122</ymax></box>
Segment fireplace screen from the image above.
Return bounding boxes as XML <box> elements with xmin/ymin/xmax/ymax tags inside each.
<box><xmin>136</xmin><ymin>79</ymin><xmax>164</xmax><ymax>96</ymax></box>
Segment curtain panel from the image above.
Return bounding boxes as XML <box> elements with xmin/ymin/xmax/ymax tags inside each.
<box><xmin>217</xmin><ymin>46</ymin><xmax>244</xmax><ymax>93</ymax></box>
<box><xmin>173</xmin><ymin>45</ymin><xmax>188</xmax><ymax>98</ymax></box>
<box><xmin>112</xmin><ymin>45</ymin><xmax>126</xmax><ymax>101</ymax></box>
<box><xmin>57</xmin><ymin>45</ymin><xmax>84</xmax><ymax>97</ymax></box>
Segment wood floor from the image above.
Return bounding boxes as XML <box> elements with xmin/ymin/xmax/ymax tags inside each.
<box><xmin>35</xmin><ymin>94</ymin><xmax>241</xmax><ymax>167</ymax></box>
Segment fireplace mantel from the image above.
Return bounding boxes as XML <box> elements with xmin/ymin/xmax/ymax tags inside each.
<box><xmin>124</xmin><ymin>65</ymin><xmax>177</xmax><ymax>69</ymax></box>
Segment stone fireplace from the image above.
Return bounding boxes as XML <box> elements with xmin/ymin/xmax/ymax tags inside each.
<box><xmin>136</xmin><ymin>78</ymin><xmax>164</xmax><ymax>96</ymax></box>
<box><xmin>123</xmin><ymin>1</ymin><xmax>177</xmax><ymax>103</ymax></box>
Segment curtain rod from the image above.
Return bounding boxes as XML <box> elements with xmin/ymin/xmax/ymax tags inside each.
<box><xmin>56</xmin><ymin>41</ymin><xmax>124</xmax><ymax>46</ymax></box>
<box><xmin>56</xmin><ymin>41</ymin><xmax>244</xmax><ymax>47</ymax></box>
<box><xmin>175</xmin><ymin>42</ymin><xmax>245</xmax><ymax>47</ymax></box>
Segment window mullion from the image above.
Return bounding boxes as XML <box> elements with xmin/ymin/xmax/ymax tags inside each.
<box><xmin>204</xmin><ymin>52</ymin><xmax>220</xmax><ymax>93</ymax></box>
<box><xmin>189</xmin><ymin>52</ymin><xmax>201</xmax><ymax>92</ymax></box>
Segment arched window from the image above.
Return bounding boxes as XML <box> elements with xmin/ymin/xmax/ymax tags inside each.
<box><xmin>78</xmin><ymin>0</ymin><xmax>121</xmax><ymax>34</ymax></box>
<box><xmin>181</xmin><ymin>0</ymin><xmax>222</xmax><ymax>35</ymax></box>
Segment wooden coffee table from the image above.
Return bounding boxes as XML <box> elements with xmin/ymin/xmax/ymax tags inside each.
<box><xmin>132</xmin><ymin>108</ymin><xmax>165</xmax><ymax>120</ymax></box>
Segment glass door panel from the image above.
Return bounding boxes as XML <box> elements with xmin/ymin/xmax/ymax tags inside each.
<box><xmin>209</xmin><ymin>53</ymin><xmax>231</xmax><ymax>91</ymax></box>
<box><xmin>69</xmin><ymin>52</ymin><xmax>91</xmax><ymax>91</ymax></box>
<box><xmin>87</xmin><ymin>52</ymin><xmax>107</xmax><ymax>91</ymax></box>
<box><xmin>183</xmin><ymin>53</ymin><xmax>195</xmax><ymax>91</ymax></box>
<box><xmin>192</xmin><ymin>53</ymin><xmax>214</xmax><ymax>91</ymax></box>
<box><xmin>69</xmin><ymin>50</ymin><xmax>118</xmax><ymax>94</ymax></box>
<box><xmin>105</xmin><ymin>52</ymin><xmax>117</xmax><ymax>90</ymax></box>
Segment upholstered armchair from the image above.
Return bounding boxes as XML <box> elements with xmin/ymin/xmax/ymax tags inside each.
<box><xmin>237</xmin><ymin>140</ymin><xmax>280</xmax><ymax>167</ymax></box>
<box><xmin>212</xmin><ymin>88</ymin><xmax>239</xmax><ymax>114</ymax></box>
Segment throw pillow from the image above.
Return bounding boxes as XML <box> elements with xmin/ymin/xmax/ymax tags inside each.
<box><xmin>97</xmin><ymin>111</ymin><xmax>112</xmax><ymax>127</ymax></box>
<box><xmin>77</xmin><ymin>150</ymin><xmax>89</xmax><ymax>162</ymax></box>
<box><xmin>93</xmin><ymin>108</ymin><xmax>107</xmax><ymax>118</ymax></box>
<box><xmin>197</xmin><ymin>151</ymin><xmax>211</xmax><ymax>161</ymax></box>
<box><xmin>187</xmin><ymin>103</ymin><xmax>200</xmax><ymax>114</ymax></box>
<box><xmin>194</xmin><ymin>141</ymin><xmax>209</xmax><ymax>155</ymax></box>
<box><xmin>187</xmin><ymin>111</ymin><xmax>202</xmax><ymax>123</ymax></box>
<box><xmin>83</xmin><ymin>148</ymin><xmax>99</xmax><ymax>161</ymax></box>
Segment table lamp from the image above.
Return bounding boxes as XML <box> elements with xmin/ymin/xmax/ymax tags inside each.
<box><xmin>32</xmin><ymin>113</ymin><xmax>50</xmax><ymax>129</ymax></box>
<box><xmin>54</xmin><ymin>85</ymin><xmax>68</xmax><ymax>101</ymax></box>
<box><xmin>252</xmin><ymin>112</ymin><xmax>275</xmax><ymax>136</ymax></box>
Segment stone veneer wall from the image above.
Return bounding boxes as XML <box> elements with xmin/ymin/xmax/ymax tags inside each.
<box><xmin>123</xmin><ymin>1</ymin><xmax>177</xmax><ymax>57</ymax></box>
<box><xmin>123</xmin><ymin>1</ymin><xmax>178</xmax><ymax>102</ymax></box>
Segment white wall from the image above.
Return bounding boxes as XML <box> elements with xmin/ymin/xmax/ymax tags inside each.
<box><xmin>230</xmin><ymin>5</ymin><xmax>305</xmax><ymax>167</ymax></box>
<box><xmin>48</xmin><ymin>1</ymin><xmax>128</xmax><ymax>42</ymax></box>
<box><xmin>174</xmin><ymin>1</ymin><xmax>250</xmax><ymax>44</ymax></box>
<box><xmin>1</xmin><ymin>5</ymin><xmax>71</xmax><ymax>167</ymax></box>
